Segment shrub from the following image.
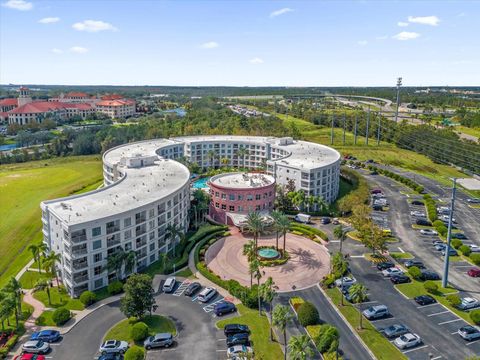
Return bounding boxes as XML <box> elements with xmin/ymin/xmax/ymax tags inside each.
<box><xmin>432</xmin><ymin>220</ymin><xmax>444</xmax><ymax>228</ymax></box>
<box><xmin>128</xmin><ymin>317</ymin><xmax>139</xmax><ymax>324</ymax></box>
<box><xmin>297</xmin><ymin>301</ymin><xmax>320</xmax><ymax>327</ymax></box>
<box><xmin>470</xmin><ymin>309</ymin><xmax>480</xmax><ymax>325</ymax></box>
<box><xmin>459</xmin><ymin>245</ymin><xmax>471</xmax><ymax>257</ymax></box>
<box><xmin>451</xmin><ymin>239</ymin><xmax>463</xmax><ymax>249</ymax></box>
<box><xmin>131</xmin><ymin>321</ymin><xmax>149</xmax><ymax>341</ymax></box>
<box><xmin>436</xmin><ymin>225</ymin><xmax>448</xmax><ymax>237</ymax></box>
<box><xmin>108</xmin><ymin>280</ymin><xmax>124</xmax><ymax>295</ymax></box>
<box><xmin>290</xmin><ymin>297</ymin><xmax>305</xmax><ymax>311</ymax></box>
<box><xmin>408</xmin><ymin>266</ymin><xmax>421</xmax><ymax>280</ymax></box>
<box><xmin>470</xmin><ymin>253</ymin><xmax>480</xmax><ymax>266</ymax></box>
<box><xmin>424</xmin><ymin>281</ymin><xmax>438</xmax><ymax>294</ymax></box>
<box><xmin>79</xmin><ymin>290</ymin><xmax>97</xmax><ymax>306</ymax></box>
<box><xmin>124</xmin><ymin>346</ymin><xmax>145</xmax><ymax>360</ymax></box>
<box><xmin>52</xmin><ymin>307</ymin><xmax>71</xmax><ymax>326</ymax></box>
<box><xmin>446</xmin><ymin>294</ymin><xmax>461</xmax><ymax>308</ymax></box>
<box><xmin>314</xmin><ymin>324</ymin><xmax>339</xmax><ymax>353</ymax></box>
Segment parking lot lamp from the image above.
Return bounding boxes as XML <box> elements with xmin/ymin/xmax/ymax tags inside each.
<box><xmin>394</xmin><ymin>77</ymin><xmax>402</xmax><ymax>123</ymax></box>
<box><xmin>442</xmin><ymin>178</ymin><xmax>457</xmax><ymax>288</ymax></box>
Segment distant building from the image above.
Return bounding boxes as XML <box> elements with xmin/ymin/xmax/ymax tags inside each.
<box><xmin>95</xmin><ymin>99</ymin><xmax>136</xmax><ymax>119</ymax></box>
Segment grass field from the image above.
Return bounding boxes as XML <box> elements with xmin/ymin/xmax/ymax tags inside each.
<box><xmin>0</xmin><ymin>155</ymin><xmax>102</xmax><ymax>287</ymax></box>
<box><xmin>455</xmin><ymin>125</ymin><xmax>480</xmax><ymax>139</ymax></box>
<box><xmin>33</xmin><ymin>286</ymin><xmax>85</xmax><ymax>310</ymax></box>
<box><xmin>18</xmin><ymin>270</ymin><xmax>51</xmax><ymax>289</ymax></box>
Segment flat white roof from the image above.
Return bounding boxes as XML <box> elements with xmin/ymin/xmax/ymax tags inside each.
<box><xmin>210</xmin><ymin>172</ymin><xmax>275</xmax><ymax>189</ymax></box>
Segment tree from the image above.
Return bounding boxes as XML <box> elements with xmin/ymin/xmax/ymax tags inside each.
<box><xmin>288</xmin><ymin>334</ymin><xmax>314</xmax><ymax>360</ymax></box>
<box><xmin>297</xmin><ymin>301</ymin><xmax>320</xmax><ymax>327</ymax></box>
<box><xmin>236</xmin><ymin>147</ymin><xmax>249</xmax><ymax>169</ymax></box>
<box><xmin>207</xmin><ymin>149</ymin><xmax>217</xmax><ymax>168</ymax></box>
<box><xmin>43</xmin><ymin>251</ymin><xmax>61</xmax><ymax>286</ymax></box>
<box><xmin>5</xmin><ymin>277</ymin><xmax>22</xmax><ymax>316</ymax></box>
<box><xmin>35</xmin><ymin>279</ymin><xmax>52</xmax><ymax>305</ymax></box>
<box><xmin>106</xmin><ymin>250</ymin><xmax>126</xmax><ymax>281</ymax></box>
<box><xmin>0</xmin><ymin>291</ymin><xmax>17</xmax><ymax>328</ymax></box>
<box><xmin>120</xmin><ymin>274</ymin><xmax>155</xmax><ymax>319</ymax></box>
<box><xmin>166</xmin><ymin>223</ymin><xmax>184</xmax><ymax>260</ymax></box>
<box><xmin>333</xmin><ymin>225</ymin><xmax>347</xmax><ymax>254</ymax></box>
<box><xmin>245</xmin><ymin>212</ymin><xmax>264</xmax><ymax>251</ymax></box>
<box><xmin>348</xmin><ymin>284</ymin><xmax>368</xmax><ymax>329</ymax></box>
<box><xmin>249</xmin><ymin>258</ymin><xmax>260</xmax><ymax>289</ymax></box>
<box><xmin>28</xmin><ymin>244</ymin><xmax>41</xmax><ymax>273</ymax></box>
<box><xmin>254</xmin><ymin>263</ymin><xmax>263</xmax><ymax>315</ymax></box>
<box><xmin>259</xmin><ymin>277</ymin><xmax>276</xmax><ymax>341</ymax></box>
<box><xmin>271</xmin><ymin>210</ymin><xmax>283</xmax><ymax>250</ymax></box>
<box><xmin>52</xmin><ymin>307</ymin><xmax>71</xmax><ymax>325</ymax></box>
<box><xmin>243</xmin><ymin>240</ymin><xmax>256</xmax><ymax>287</ymax></box>
<box><xmin>272</xmin><ymin>304</ymin><xmax>293</xmax><ymax>360</ymax></box>
<box><xmin>277</xmin><ymin>214</ymin><xmax>291</xmax><ymax>255</ymax></box>
<box><xmin>124</xmin><ymin>250</ymin><xmax>137</xmax><ymax>276</ymax></box>
<box><xmin>407</xmin><ymin>266</ymin><xmax>422</xmax><ymax>280</ymax></box>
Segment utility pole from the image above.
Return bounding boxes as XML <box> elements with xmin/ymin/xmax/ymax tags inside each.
<box><xmin>442</xmin><ymin>178</ymin><xmax>457</xmax><ymax>288</ymax></box>
<box><xmin>376</xmin><ymin>112</ymin><xmax>381</xmax><ymax>146</ymax></box>
<box><xmin>330</xmin><ymin>113</ymin><xmax>335</xmax><ymax>145</ymax></box>
<box><xmin>342</xmin><ymin>112</ymin><xmax>346</xmax><ymax>145</ymax></box>
<box><xmin>394</xmin><ymin>77</ymin><xmax>402</xmax><ymax>123</ymax></box>
<box><xmin>354</xmin><ymin>114</ymin><xmax>358</xmax><ymax>145</ymax></box>
<box><xmin>365</xmin><ymin>107</ymin><xmax>370</xmax><ymax>145</ymax></box>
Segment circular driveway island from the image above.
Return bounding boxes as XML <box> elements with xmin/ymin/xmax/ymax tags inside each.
<box><xmin>206</xmin><ymin>231</ymin><xmax>331</xmax><ymax>292</ymax></box>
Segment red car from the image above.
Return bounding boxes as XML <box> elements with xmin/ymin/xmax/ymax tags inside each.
<box><xmin>467</xmin><ymin>268</ymin><xmax>480</xmax><ymax>277</ymax></box>
<box><xmin>14</xmin><ymin>354</ymin><xmax>46</xmax><ymax>360</ymax></box>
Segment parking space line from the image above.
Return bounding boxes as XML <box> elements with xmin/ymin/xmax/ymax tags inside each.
<box><xmin>438</xmin><ymin>318</ymin><xmax>463</xmax><ymax>325</ymax></box>
<box><xmin>431</xmin><ymin>356</ymin><xmax>442</xmax><ymax>360</ymax></box>
<box><xmin>217</xmin><ymin>338</ymin><xmax>226</xmax><ymax>341</ymax></box>
<box><xmin>191</xmin><ymin>295</ymin><xmax>199</xmax><ymax>302</ymax></box>
<box><xmin>216</xmin><ymin>349</ymin><xmax>227</xmax><ymax>352</ymax></box>
<box><xmin>416</xmin><ymin>303</ymin><xmax>440</xmax><ymax>309</ymax></box>
<box><xmin>451</xmin><ymin>331</ymin><xmax>459</xmax><ymax>335</ymax></box>
<box><xmin>427</xmin><ymin>310</ymin><xmax>450</xmax><ymax>317</ymax></box>
<box><xmin>203</xmin><ymin>298</ymin><xmax>225</xmax><ymax>313</ymax></box>
<box><xmin>369</xmin><ymin>317</ymin><xmax>394</xmax><ymax>322</ymax></box>
<box><xmin>402</xmin><ymin>344</ymin><xmax>429</xmax><ymax>354</ymax></box>
<box><xmin>173</xmin><ymin>280</ymin><xmax>191</xmax><ymax>296</ymax></box>
<box><xmin>466</xmin><ymin>339</ymin><xmax>480</xmax><ymax>346</ymax></box>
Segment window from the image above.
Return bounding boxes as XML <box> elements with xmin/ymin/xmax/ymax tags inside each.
<box><xmin>125</xmin><ymin>242</ymin><xmax>132</xmax><ymax>251</ymax></box>
<box><xmin>150</xmin><ymin>254</ymin><xmax>156</xmax><ymax>263</ymax></box>
<box><xmin>124</xmin><ymin>229</ymin><xmax>132</xmax><ymax>240</ymax></box>
<box><xmin>255</xmin><ymin>194</ymin><xmax>261</xmax><ymax>200</ymax></box>
<box><xmin>237</xmin><ymin>195</ymin><xmax>243</xmax><ymax>201</ymax></box>
<box><xmin>124</xmin><ymin>218</ymin><xmax>131</xmax><ymax>227</ymax></box>
<box><xmin>94</xmin><ymin>266</ymin><xmax>103</xmax><ymax>276</ymax></box>
<box><xmin>229</xmin><ymin>194</ymin><xmax>235</xmax><ymax>201</ymax></box>
<box><xmin>92</xmin><ymin>227</ymin><xmax>101</xmax><ymax>237</ymax></box>
<box><xmin>135</xmin><ymin>211</ymin><xmax>146</xmax><ymax>224</ymax></box>
<box><xmin>94</xmin><ymin>278</ymin><xmax>103</xmax><ymax>289</ymax></box>
<box><xmin>221</xmin><ymin>204</ymin><xmax>227</xmax><ymax>210</ymax></box>
<box><xmin>238</xmin><ymin>206</ymin><xmax>243</xmax><ymax>212</ymax></box>
<box><xmin>92</xmin><ymin>239</ymin><xmax>102</xmax><ymax>250</ymax></box>
<box><xmin>247</xmin><ymin>194</ymin><xmax>253</xmax><ymax>201</ymax></box>
<box><xmin>94</xmin><ymin>253</ymin><xmax>102</xmax><ymax>263</ymax></box>
<box><xmin>229</xmin><ymin>205</ymin><xmax>235</xmax><ymax>211</ymax></box>
<box><xmin>221</xmin><ymin>193</ymin><xmax>226</xmax><ymax>200</ymax></box>
<box><xmin>106</xmin><ymin>220</ymin><xmax>120</xmax><ymax>234</ymax></box>
<box><xmin>149</xmin><ymin>209</ymin><xmax>155</xmax><ymax>218</ymax></box>
<box><xmin>215</xmin><ymin>202</ymin><xmax>219</xmax><ymax>208</ymax></box>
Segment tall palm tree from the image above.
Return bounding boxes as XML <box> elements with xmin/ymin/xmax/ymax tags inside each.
<box><xmin>0</xmin><ymin>292</ymin><xmax>17</xmax><ymax>328</ymax></box>
<box><xmin>43</xmin><ymin>251</ymin><xmax>61</xmax><ymax>286</ymax></box>
<box><xmin>288</xmin><ymin>334</ymin><xmax>315</xmax><ymax>360</ymax></box>
<box><xmin>35</xmin><ymin>279</ymin><xmax>52</xmax><ymax>306</ymax></box>
<box><xmin>249</xmin><ymin>258</ymin><xmax>260</xmax><ymax>289</ymax></box>
<box><xmin>37</xmin><ymin>243</ymin><xmax>48</xmax><ymax>272</ymax></box>
<box><xmin>221</xmin><ymin>157</ymin><xmax>230</xmax><ymax>167</ymax></box>
<box><xmin>245</xmin><ymin>212</ymin><xmax>263</xmax><ymax>251</ymax></box>
<box><xmin>277</xmin><ymin>215</ymin><xmax>291</xmax><ymax>255</ymax></box>
<box><xmin>28</xmin><ymin>244</ymin><xmax>40</xmax><ymax>273</ymax></box>
<box><xmin>254</xmin><ymin>264</ymin><xmax>263</xmax><ymax>315</ymax></box>
<box><xmin>349</xmin><ymin>283</ymin><xmax>368</xmax><ymax>329</ymax></box>
<box><xmin>270</xmin><ymin>210</ymin><xmax>282</xmax><ymax>251</ymax></box>
<box><xmin>333</xmin><ymin>225</ymin><xmax>347</xmax><ymax>254</ymax></box>
<box><xmin>272</xmin><ymin>304</ymin><xmax>293</xmax><ymax>360</ymax></box>
<box><xmin>206</xmin><ymin>150</ymin><xmax>216</xmax><ymax>168</ymax></box>
<box><xmin>305</xmin><ymin>196</ymin><xmax>316</xmax><ymax>213</ymax></box>
<box><xmin>105</xmin><ymin>249</ymin><xmax>126</xmax><ymax>280</ymax></box>
<box><xmin>124</xmin><ymin>250</ymin><xmax>137</xmax><ymax>276</ymax></box>
<box><xmin>166</xmin><ymin>223</ymin><xmax>184</xmax><ymax>259</ymax></box>
<box><xmin>236</xmin><ymin>147</ymin><xmax>249</xmax><ymax>169</ymax></box>
<box><xmin>6</xmin><ymin>277</ymin><xmax>22</xmax><ymax>316</ymax></box>
<box><xmin>259</xmin><ymin>277</ymin><xmax>276</xmax><ymax>341</ymax></box>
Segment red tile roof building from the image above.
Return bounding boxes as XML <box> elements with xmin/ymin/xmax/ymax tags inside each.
<box><xmin>8</xmin><ymin>101</ymin><xmax>95</xmax><ymax>125</ymax></box>
<box><xmin>95</xmin><ymin>98</ymin><xmax>136</xmax><ymax>118</ymax></box>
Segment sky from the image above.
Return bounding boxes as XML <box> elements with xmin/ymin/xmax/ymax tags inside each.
<box><xmin>1</xmin><ymin>0</ymin><xmax>479</xmax><ymax>86</ymax></box>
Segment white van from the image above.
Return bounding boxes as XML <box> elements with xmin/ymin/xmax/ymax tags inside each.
<box><xmin>294</xmin><ymin>213</ymin><xmax>311</xmax><ymax>224</ymax></box>
<box><xmin>197</xmin><ymin>287</ymin><xmax>217</xmax><ymax>303</ymax></box>
<box><xmin>162</xmin><ymin>277</ymin><xmax>176</xmax><ymax>293</ymax></box>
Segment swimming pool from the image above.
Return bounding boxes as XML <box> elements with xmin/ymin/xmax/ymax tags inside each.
<box><xmin>192</xmin><ymin>177</ymin><xmax>210</xmax><ymax>189</ymax></box>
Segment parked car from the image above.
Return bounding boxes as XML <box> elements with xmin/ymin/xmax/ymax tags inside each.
<box><xmin>467</xmin><ymin>268</ymin><xmax>480</xmax><ymax>277</ymax></box>
<box><xmin>224</xmin><ymin>324</ymin><xmax>250</xmax><ymax>337</ymax></box>
<box><xmin>227</xmin><ymin>345</ymin><xmax>253</xmax><ymax>358</ymax></box>
<box><xmin>469</xmin><ymin>245</ymin><xmax>480</xmax><ymax>253</ymax></box>
<box><xmin>382</xmin><ymin>267</ymin><xmax>404</xmax><ymax>277</ymax></box>
<box><xmin>411</xmin><ymin>200</ymin><xmax>424</xmax><ymax>206</ymax></box>
<box><xmin>458</xmin><ymin>325</ymin><xmax>480</xmax><ymax>341</ymax></box>
<box><xmin>30</xmin><ymin>330</ymin><xmax>60</xmax><ymax>343</ymax></box>
<box><xmin>376</xmin><ymin>261</ymin><xmax>395</xmax><ymax>271</ymax></box>
<box><xmin>214</xmin><ymin>301</ymin><xmax>236</xmax><ymax>316</ymax></box>
<box><xmin>332</xmin><ymin>218</ymin><xmax>340</xmax><ymax>225</ymax></box>
<box><xmin>371</xmin><ymin>189</ymin><xmax>382</xmax><ymax>194</ymax></box>
<box><xmin>452</xmin><ymin>233</ymin><xmax>467</xmax><ymax>240</ymax></box>
<box><xmin>99</xmin><ymin>340</ymin><xmax>129</xmax><ymax>354</ymax></box>
<box><xmin>294</xmin><ymin>213</ymin><xmax>311</xmax><ymax>224</ymax></box>
<box><xmin>362</xmin><ymin>305</ymin><xmax>389</xmax><ymax>320</ymax></box>
<box><xmin>98</xmin><ymin>354</ymin><xmax>123</xmax><ymax>360</ymax></box>
<box><xmin>184</xmin><ymin>282</ymin><xmax>202</xmax><ymax>297</ymax></box>
<box><xmin>394</xmin><ymin>333</ymin><xmax>422</xmax><ymax>349</ymax></box>
<box><xmin>434</xmin><ymin>243</ymin><xmax>446</xmax><ymax>251</ymax></box>
<box><xmin>14</xmin><ymin>354</ymin><xmax>46</xmax><ymax>360</ymax></box>
<box><xmin>439</xmin><ymin>214</ymin><xmax>456</xmax><ymax>223</ymax></box>
<box><xmin>370</xmin><ymin>170</ymin><xmax>378</xmax><ymax>175</ymax></box>
<box><xmin>390</xmin><ymin>275</ymin><xmax>411</xmax><ymax>284</ymax></box>
<box><xmin>442</xmin><ymin>248</ymin><xmax>458</xmax><ymax>257</ymax></box>
<box><xmin>226</xmin><ymin>333</ymin><xmax>250</xmax><ymax>347</ymax></box>
<box><xmin>458</xmin><ymin>297</ymin><xmax>479</xmax><ymax>311</ymax></box>
<box><xmin>410</xmin><ymin>211</ymin><xmax>426</xmax><ymax>218</ymax></box>
<box><xmin>334</xmin><ymin>277</ymin><xmax>356</xmax><ymax>287</ymax></box>
<box><xmin>420</xmin><ymin>270</ymin><xmax>441</xmax><ymax>281</ymax></box>
<box><xmin>144</xmin><ymin>333</ymin><xmax>173</xmax><ymax>349</ymax></box>
<box><xmin>404</xmin><ymin>260</ymin><xmax>424</xmax><ymax>269</ymax></box>
<box><xmin>22</xmin><ymin>341</ymin><xmax>50</xmax><ymax>355</ymax></box>
<box><xmin>197</xmin><ymin>287</ymin><xmax>217</xmax><ymax>303</ymax></box>
<box><xmin>432</xmin><ymin>239</ymin><xmax>444</xmax><ymax>245</ymax></box>
<box><xmin>162</xmin><ymin>277</ymin><xmax>176</xmax><ymax>293</ymax></box>
<box><xmin>416</xmin><ymin>219</ymin><xmax>432</xmax><ymax>226</ymax></box>
<box><xmin>380</xmin><ymin>324</ymin><xmax>409</xmax><ymax>339</ymax></box>
<box><xmin>420</xmin><ymin>229</ymin><xmax>438</xmax><ymax>236</ymax></box>
<box><xmin>372</xmin><ymin>205</ymin><xmax>383</xmax><ymax>211</ymax></box>
<box><xmin>343</xmin><ymin>288</ymin><xmax>368</xmax><ymax>303</ymax></box>
<box><xmin>437</xmin><ymin>206</ymin><xmax>451</xmax><ymax>214</ymax></box>
<box><xmin>414</xmin><ymin>295</ymin><xmax>436</xmax><ymax>306</ymax></box>
<box><xmin>467</xmin><ymin>198</ymin><xmax>480</xmax><ymax>204</ymax></box>
<box><xmin>320</xmin><ymin>217</ymin><xmax>331</xmax><ymax>224</ymax></box>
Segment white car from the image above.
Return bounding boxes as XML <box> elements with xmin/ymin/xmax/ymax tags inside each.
<box><xmin>197</xmin><ymin>287</ymin><xmax>217</xmax><ymax>303</ymax></box>
<box><xmin>458</xmin><ymin>297</ymin><xmax>480</xmax><ymax>311</ymax></box>
<box><xmin>334</xmin><ymin>277</ymin><xmax>356</xmax><ymax>287</ymax></box>
<box><xmin>22</xmin><ymin>340</ymin><xmax>50</xmax><ymax>354</ymax></box>
<box><xmin>458</xmin><ymin>325</ymin><xmax>480</xmax><ymax>341</ymax></box>
<box><xmin>99</xmin><ymin>340</ymin><xmax>129</xmax><ymax>354</ymax></box>
<box><xmin>227</xmin><ymin>345</ymin><xmax>253</xmax><ymax>358</ymax></box>
<box><xmin>394</xmin><ymin>333</ymin><xmax>422</xmax><ymax>349</ymax></box>
<box><xmin>420</xmin><ymin>229</ymin><xmax>438</xmax><ymax>236</ymax></box>
<box><xmin>467</xmin><ymin>198</ymin><xmax>480</xmax><ymax>204</ymax></box>
<box><xmin>382</xmin><ymin>267</ymin><xmax>404</xmax><ymax>277</ymax></box>
<box><xmin>439</xmin><ymin>214</ymin><xmax>456</xmax><ymax>223</ymax></box>
<box><xmin>469</xmin><ymin>245</ymin><xmax>480</xmax><ymax>253</ymax></box>
<box><xmin>410</xmin><ymin>211</ymin><xmax>426</xmax><ymax>218</ymax></box>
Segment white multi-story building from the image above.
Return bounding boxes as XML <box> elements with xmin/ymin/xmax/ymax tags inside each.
<box><xmin>41</xmin><ymin>136</ymin><xmax>340</xmax><ymax>297</ymax></box>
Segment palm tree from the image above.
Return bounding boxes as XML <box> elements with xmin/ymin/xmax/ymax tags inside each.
<box><xmin>5</xmin><ymin>277</ymin><xmax>22</xmax><ymax>316</ymax></box>
<box><xmin>43</xmin><ymin>251</ymin><xmax>61</xmax><ymax>286</ymax></box>
<box><xmin>166</xmin><ymin>223</ymin><xmax>184</xmax><ymax>259</ymax></box>
<box><xmin>259</xmin><ymin>277</ymin><xmax>276</xmax><ymax>341</ymax></box>
<box><xmin>236</xmin><ymin>147</ymin><xmax>249</xmax><ymax>169</ymax></box>
<box><xmin>315</xmin><ymin>195</ymin><xmax>327</xmax><ymax>213</ymax></box>
<box><xmin>245</xmin><ymin>212</ymin><xmax>263</xmax><ymax>251</ymax></box>
<box><xmin>349</xmin><ymin>283</ymin><xmax>368</xmax><ymax>329</ymax></box>
<box><xmin>105</xmin><ymin>250</ymin><xmax>126</xmax><ymax>281</ymax></box>
<box><xmin>124</xmin><ymin>250</ymin><xmax>137</xmax><ymax>276</ymax></box>
<box><xmin>288</xmin><ymin>334</ymin><xmax>314</xmax><ymax>360</ymax></box>
<box><xmin>254</xmin><ymin>264</ymin><xmax>263</xmax><ymax>315</ymax></box>
<box><xmin>38</xmin><ymin>243</ymin><xmax>48</xmax><ymax>272</ymax></box>
<box><xmin>249</xmin><ymin>258</ymin><xmax>260</xmax><ymax>289</ymax></box>
<box><xmin>221</xmin><ymin>157</ymin><xmax>230</xmax><ymax>167</ymax></box>
<box><xmin>305</xmin><ymin>196</ymin><xmax>316</xmax><ymax>213</ymax></box>
<box><xmin>35</xmin><ymin>279</ymin><xmax>52</xmax><ymax>306</ymax></box>
<box><xmin>277</xmin><ymin>214</ymin><xmax>291</xmax><ymax>256</ymax></box>
<box><xmin>0</xmin><ymin>292</ymin><xmax>17</xmax><ymax>328</ymax></box>
<box><xmin>270</xmin><ymin>210</ymin><xmax>283</xmax><ymax>251</ymax></box>
<box><xmin>333</xmin><ymin>225</ymin><xmax>347</xmax><ymax>254</ymax></box>
<box><xmin>272</xmin><ymin>304</ymin><xmax>293</xmax><ymax>360</ymax></box>
<box><xmin>28</xmin><ymin>244</ymin><xmax>41</xmax><ymax>273</ymax></box>
<box><xmin>206</xmin><ymin>150</ymin><xmax>216</xmax><ymax>168</ymax></box>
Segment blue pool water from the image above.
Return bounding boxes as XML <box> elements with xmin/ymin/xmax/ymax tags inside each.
<box><xmin>163</xmin><ymin>108</ymin><xmax>187</xmax><ymax>117</ymax></box>
<box><xmin>192</xmin><ymin>177</ymin><xmax>210</xmax><ymax>189</ymax></box>
<box><xmin>257</xmin><ymin>248</ymin><xmax>280</xmax><ymax>259</ymax></box>
<box><xmin>0</xmin><ymin>143</ymin><xmax>19</xmax><ymax>151</ymax></box>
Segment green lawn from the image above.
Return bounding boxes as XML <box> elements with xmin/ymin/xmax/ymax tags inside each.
<box><xmin>174</xmin><ymin>268</ymin><xmax>193</xmax><ymax>278</ymax></box>
<box><xmin>104</xmin><ymin>315</ymin><xmax>176</xmax><ymax>345</ymax></box>
<box><xmin>35</xmin><ymin>310</ymin><xmax>55</xmax><ymax>326</ymax></box>
<box><xmin>325</xmin><ymin>287</ymin><xmax>406</xmax><ymax>360</ymax></box>
<box><xmin>455</xmin><ymin>125</ymin><xmax>480</xmax><ymax>139</ymax></box>
<box><xmin>390</xmin><ymin>252</ymin><xmax>414</xmax><ymax>260</ymax></box>
<box><xmin>18</xmin><ymin>270</ymin><xmax>51</xmax><ymax>289</ymax></box>
<box><xmin>216</xmin><ymin>304</ymin><xmax>283</xmax><ymax>360</ymax></box>
<box><xmin>33</xmin><ymin>286</ymin><xmax>85</xmax><ymax>310</ymax></box>
<box><xmin>0</xmin><ymin>155</ymin><xmax>102</xmax><ymax>288</ymax></box>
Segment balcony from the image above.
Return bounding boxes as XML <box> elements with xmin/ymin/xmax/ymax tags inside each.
<box><xmin>72</xmin><ymin>259</ymin><xmax>88</xmax><ymax>271</ymax></box>
<box><xmin>73</xmin><ymin>273</ymin><xmax>89</xmax><ymax>283</ymax></box>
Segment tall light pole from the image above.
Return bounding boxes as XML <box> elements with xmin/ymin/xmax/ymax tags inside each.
<box><xmin>442</xmin><ymin>178</ymin><xmax>457</xmax><ymax>288</ymax></box>
<box><xmin>394</xmin><ymin>77</ymin><xmax>402</xmax><ymax>123</ymax></box>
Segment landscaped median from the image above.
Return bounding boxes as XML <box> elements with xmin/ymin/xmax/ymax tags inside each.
<box><xmin>289</xmin><ymin>223</ymin><xmax>328</xmax><ymax>243</ymax></box>
<box><xmin>323</xmin><ymin>287</ymin><xmax>407</xmax><ymax>360</ymax></box>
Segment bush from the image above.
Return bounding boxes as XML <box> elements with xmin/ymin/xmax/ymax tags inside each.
<box><xmin>297</xmin><ymin>301</ymin><xmax>320</xmax><ymax>327</ymax></box>
<box><xmin>108</xmin><ymin>280</ymin><xmax>124</xmax><ymax>295</ymax></box>
<box><xmin>314</xmin><ymin>324</ymin><xmax>339</xmax><ymax>353</ymax></box>
<box><xmin>408</xmin><ymin>266</ymin><xmax>422</xmax><ymax>280</ymax></box>
<box><xmin>432</xmin><ymin>220</ymin><xmax>444</xmax><ymax>228</ymax></box>
<box><xmin>436</xmin><ymin>225</ymin><xmax>448</xmax><ymax>237</ymax></box>
<box><xmin>459</xmin><ymin>245</ymin><xmax>471</xmax><ymax>257</ymax></box>
<box><xmin>290</xmin><ymin>297</ymin><xmax>305</xmax><ymax>311</ymax></box>
<box><xmin>446</xmin><ymin>294</ymin><xmax>461</xmax><ymax>308</ymax></box>
<box><xmin>424</xmin><ymin>281</ymin><xmax>438</xmax><ymax>294</ymax></box>
<box><xmin>130</xmin><ymin>321</ymin><xmax>149</xmax><ymax>341</ymax></box>
<box><xmin>451</xmin><ymin>239</ymin><xmax>463</xmax><ymax>249</ymax></box>
<box><xmin>52</xmin><ymin>307</ymin><xmax>71</xmax><ymax>326</ymax></box>
<box><xmin>79</xmin><ymin>290</ymin><xmax>97</xmax><ymax>306</ymax></box>
<box><xmin>470</xmin><ymin>253</ymin><xmax>480</xmax><ymax>266</ymax></box>
<box><xmin>124</xmin><ymin>346</ymin><xmax>145</xmax><ymax>360</ymax></box>
<box><xmin>470</xmin><ymin>309</ymin><xmax>480</xmax><ymax>325</ymax></box>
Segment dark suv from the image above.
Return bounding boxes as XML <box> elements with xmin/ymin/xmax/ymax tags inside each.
<box><xmin>404</xmin><ymin>260</ymin><xmax>424</xmax><ymax>269</ymax></box>
<box><xmin>377</xmin><ymin>262</ymin><xmax>395</xmax><ymax>271</ymax></box>
<box><xmin>420</xmin><ymin>270</ymin><xmax>440</xmax><ymax>281</ymax></box>
<box><xmin>184</xmin><ymin>282</ymin><xmax>201</xmax><ymax>297</ymax></box>
<box><xmin>214</xmin><ymin>301</ymin><xmax>236</xmax><ymax>316</ymax></box>
<box><xmin>224</xmin><ymin>324</ymin><xmax>250</xmax><ymax>337</ymax></box>
<box><xmin>226</xmin><ymin>333</ymin><xmax>249</xmax><ymax>347</ymax></box>
<box><xmin>416</xmin><ymin>219</ymin><xmax>432</xmax><ymax>226</ymax></box>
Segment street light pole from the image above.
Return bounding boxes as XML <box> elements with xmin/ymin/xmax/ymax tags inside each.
<box><xmin>442</xmin><ymin>178</ymin><xmax>457</xmax><ymax>288</ymax></box>
<box><xmin>394</xmin><ymin>77</ymin><xmax>402</xmax><ymax>123</ymax></box>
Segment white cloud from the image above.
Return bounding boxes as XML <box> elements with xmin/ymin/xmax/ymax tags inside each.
<box><xmin>397</xmin><ymin>21</ymin><xmax>409</xmax><ymax>27</ymax></box>
<box><xmin>392</xmin><ymin>31</ymin><xmax>420</xmax><ymax>41</ymax></box>
<box><xmin>72</xmin><ymin>20</ymin><xmax>118</xmax><ymax>32</ymax></box>
<box><xmin>200</xmin><ymin>41</ymin><xmax>219</xmax><ymax>49</ymax></box>
<box><xmin>407</xmin><ymin>15</ymin><xmax>440</xmax><ymax>26</ymax></box>
<box><xmin>249</xmin><ymin>57</ymin><xmax>264</xmax><ymax>64</ymax></box>
<box><xmin>357</xmin><ymin>40</ymin><xmax>368</xmax><ymax>46</ymax></box>
<box><xmin>70</xmin><ymin>46</ymin><xmax>88</xmax><ymax>54</ymax></box>
<box><xmin>39</xmin><ymin>17</ymin><xmax>60</xmax><ymax>24</ymax></box>
<box><xmin>270</xmin><ymin>7</ymin><xmax>293</xmax><ymax>18</ymax></box>
<box><xmin>51</xmin><ymin>48</ymin><xmax>63</xmax><ymax>54</ymax></box>
<box><xmin>1</xmin><ymin>0</ymin><xmax>32</xmax><ymax>11</ymax></box>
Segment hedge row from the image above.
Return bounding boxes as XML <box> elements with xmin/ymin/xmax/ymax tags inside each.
<box><xmin>290</xmin><ymin>223</ymin><xmax>328</xmax><ymax>241</ymax></box>
<box><xmin>423</xmin><ymin>194</ymin><xmax>438</xmax><ymax>222</ymax></box>
<box><xmin>0</xmin><ymin>333</ymin><xmax>20</xmax><ymax>358</ymax></box>
<box><xmin>335</xmin><ymin>167</ymin><xmax>370</xmax><ymax>215</ymax></box>
<box><xmin>451</xmin><ymin>239</ymin><xmax>480</xmax><ymax>264</ymax></box>
<box><xmin>367</xmin><ymin>165</ymin><xmax>424</xmax><ymax>193</ymax></box>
